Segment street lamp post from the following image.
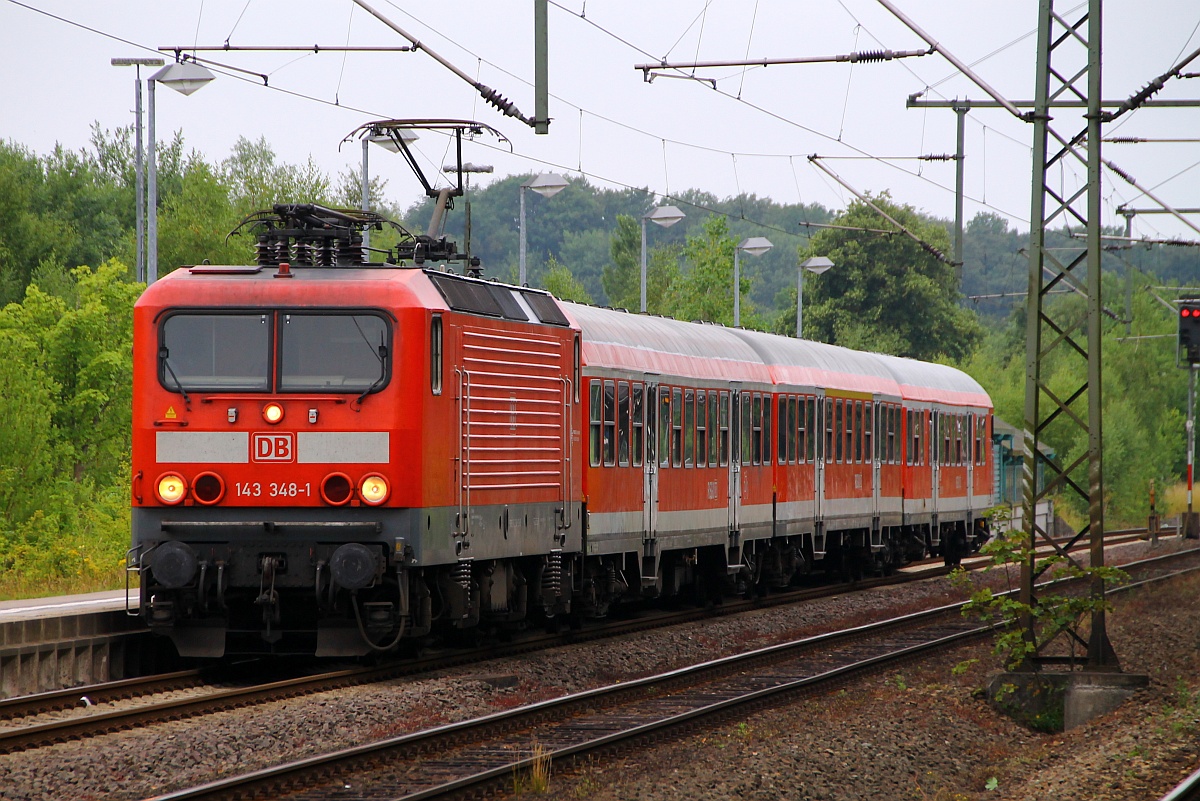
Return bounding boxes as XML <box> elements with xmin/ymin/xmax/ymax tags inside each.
<box><xmin>519</xmin><ymin>173</ymin><xmax>568</xmax><ymax>286</ymax></box>
<box><xmin>640</xmin><ymin>205</ymin><xmax>685</xmax><ymax>312</ymax></box>
<box><xmin>733</xmin><ymin>236</ymin><xmax>773</xmax><ymax>327</ymax></box>
<box><xmin>111</xmin><ymin>57</ymin><xmax>164</xmax><ymax>283</ymax></box>
<box><xmin>147</xmin><ymin>61</ymin><xmax>215</xmax><ymax>283</ymax></box>
<box><xmin>797</xmin><ymin>256</ymin><xmax>834</xmax><ymax>338</ymax></box>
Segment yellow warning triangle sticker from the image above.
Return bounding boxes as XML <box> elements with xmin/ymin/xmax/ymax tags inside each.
<box><xmin>165</xmin><ymin>406</ymin><xmax>177</xmax><ymax>419</ymax></box>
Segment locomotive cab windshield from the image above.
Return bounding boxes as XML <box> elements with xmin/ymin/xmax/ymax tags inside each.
<box><xmin>159</xmin><ymin>310</ymin><xmax>392</xmax><ymax>395</ymax></box>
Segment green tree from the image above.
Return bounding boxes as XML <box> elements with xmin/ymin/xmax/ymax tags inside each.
<box><xmin>600</xmin><ymin>215</ymin><xmax>640</xmax><ymax>309</ymax></box>
<box><xmin>157</xmin><ymin>158</ymin><xmax>254</xmax><ymax>273</ymax></box>
<box><xmin>665</xmin><ymin>215</ymin><xmax>760</xmax><ymax>327</ymax></box>
<box><xmin>789</xmin><ymin>193</ymin><xmax>983</xmax><ymax>361</ymax></box>
<box><xmin>221</xmin><ymin>136</ymin><xmax>332</xmax><ymax>213</ymax></box>
<box><xmin>559</xmin><ymin>227</ymin><xmax>610</xmax><ymax>304</ymax></box>
<box><xmin>0</xmin><ymin>328</ymin><xmax>63</xmax><ymax>523</ymax></box>
<box><xmin>543</xmin><ymin>255</ymin><xmax>593</xmax><ymax>303</ymax></box>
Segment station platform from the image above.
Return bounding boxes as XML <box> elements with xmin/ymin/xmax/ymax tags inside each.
<box><xmin>0</xmin><ymin>588</ymin><xmax>158</xmax><ymax>699</ymax></box>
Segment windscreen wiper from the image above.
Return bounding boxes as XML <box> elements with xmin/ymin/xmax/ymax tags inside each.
<box><xmin>159</xmin><ymin>347</ymin><xmax>192</xmax><ymax>408</ymax></box>
<box><xmin>354</xmin><ymin>340</ymin><xmax>389</xmax><ymax>407</ymax></box>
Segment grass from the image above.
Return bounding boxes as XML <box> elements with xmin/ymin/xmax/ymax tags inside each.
<box><xmin>513</xmin><ymin>741</ymin><xmax>552</xmax><ymax>795</ymax></box>
<box><xmin>0</xmin><ymin>570</ymin><xmax>129</xmax><ymax>602</ymax></box>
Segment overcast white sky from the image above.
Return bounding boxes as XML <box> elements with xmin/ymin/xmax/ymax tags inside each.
<box><xmin>3</xmin><ymin>0</ymin><xmax>1199</xmax><ymax>242</ymax></box>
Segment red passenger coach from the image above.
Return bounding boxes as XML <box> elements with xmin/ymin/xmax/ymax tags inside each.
<box><xmin>567</xmin><ymin>303</ymin><xmax>995</xmax><ymax>596</ymax></box>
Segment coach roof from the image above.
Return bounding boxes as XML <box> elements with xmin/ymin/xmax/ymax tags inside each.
<box><xmin>562</xmin><ymin>303</ymin><xmax>772</xmax><ymax>384</ymax></box>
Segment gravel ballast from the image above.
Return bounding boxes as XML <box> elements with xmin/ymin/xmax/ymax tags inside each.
<box><xmin>0</xmin><ymin>538</ymin><xmax>1197</xmax><ymax>801</ymax></box>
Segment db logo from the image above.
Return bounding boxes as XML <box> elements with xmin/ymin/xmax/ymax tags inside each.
<box><xmin>252</xmin><ymin>433</ymin><xmax>295</xmax><ymax>462</ymax></box>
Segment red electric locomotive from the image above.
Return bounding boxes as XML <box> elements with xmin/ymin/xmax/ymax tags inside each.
<box><xmin>130</xmin><ymin>203</ymin><xmax>584</xmax><ymax>657</ymax></box>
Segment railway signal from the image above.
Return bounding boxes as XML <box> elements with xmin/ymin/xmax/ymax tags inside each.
<box><xmin>1179</xmin><ymin>303</ymin><xmax>1200</xmax><ymax>366</ymax></box>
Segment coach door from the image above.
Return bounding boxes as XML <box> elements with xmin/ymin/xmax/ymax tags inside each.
<box><xmin>643</xmin><ymin>380</ymin><xmax>659</xmax><ymax>539</ymax></box>
<box><xmin>965</xmin><ymin>412</ymin><xmax>975</xmax><ymax>520</ymax></box>
<box><xmin>814</xmin><ymin>393</ymin><xmax>826</xmax><ymax>523</ymax></box>
<box><xmin>871</xmin><ymin>398</ymin><xmax>881</xmax><ymax>523</ymax></box>
<box><xmin>728</xmin><ymin>386</ymin><xmax>742</xmax><ymax>535</ymax></box>
<box><xmin>930</xmin><ymin>411</ymin><xmax>941</xmax><ymax>526</ymax></box>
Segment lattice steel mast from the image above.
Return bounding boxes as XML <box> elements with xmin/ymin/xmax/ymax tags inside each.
<box><xmin>1021</xmin><ymin>0</ymin><xmax>1117</xmax><ymax>669</ymax></box>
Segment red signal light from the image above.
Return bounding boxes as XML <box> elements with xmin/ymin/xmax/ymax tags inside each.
<box><xmin>1184</xmin><ymin>309</ymin><xmax>1193</xmax><ymax>318</ymax></box>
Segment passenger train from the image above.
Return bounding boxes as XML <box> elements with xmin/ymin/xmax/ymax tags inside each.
<box><xmin>129</xmin><ymin>201</ymin><xmax>993</xmax><ymax>658</ymax></box>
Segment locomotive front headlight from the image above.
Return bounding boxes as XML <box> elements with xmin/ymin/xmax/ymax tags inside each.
<box><xmin>262</xmin><ymin>402</ymin><xmax>285</xmax><ymax>424</ymax></box>
<box><xmin>155</xmin><ymin>472</ymin><xmax>187</xmax><ymax>505</ymax></box>
<box><xmin>359</xmin><ymin>474</ymin><xmax>390</xmax><ymax>505</ymax></box>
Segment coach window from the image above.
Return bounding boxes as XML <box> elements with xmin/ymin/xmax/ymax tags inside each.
<box><xmin>864</xmin><ymin>402</ymin><xmax>873</xmax><ymax>464</ymax></box>
<box><xmin>280</xmin><ymin>312</ymin><xmax>390</xmax><ymax>393</ymax></box>
<box><xmin>916</xmin><ymin>412</ymin><xmax>926</xmax><ymax>462</ymax></box>
<box><xmin>797</xmin><ymin>397</ymin><xmax>807</xmax><ymax>463</ymax></box>
<box><xmin>708</xmin><ymin>391</ymin><xmax>719</xmax><ymax>467</ymax></box>
<box><xmin>806</xmin><ymin>397</ymin><xmax>816</xmax><ymax>463</ymax></box>
<box><xmin>752</xmin><ymin>394</ymin><xmax>764</xmax><ymax>464</ymax></box>
<box><xmin>964</xmin><ymin>415</ymin><xmax>971</xmax><ymax>465</ymax></box>
<box><xmin>785</xmin><ymin>397</ymin><xmax>797</xmax><ymax>463</ymax></box>
<box><xmin>589</xmin><ymin>382</ymin><xmax>602</xmax><ymax>467</ymax></box>
<box><xmin>960</xmin><ymin>412</ymin><xmax>969</xmax><ymax>462</ymax></box>
<box><xmin>632</xmin><ymin>384</ymin><xmax>644</xmax><ymax>468</ymax></box>
<box><xmin>737</xmin><ymin>392</ymin><xmax>749</xmax><ymax>466</ymax></box>
<box><xmin>603</xmin><ymin>380</ymin><xmax>617</xmax><ymax>467</ymax></box>
<box><xmin>430</xmin><ymin>316</ymin><xmax>443</xmax><ymax>395</ymax></box>
<box><xmin>684</xmin><ymin>390</ymin><xmax>695</xmax><ymax>467</ymax></box>
<box><xmin>671</xmin><ymin>388</ymin><xmax>683</xmax><ymax>468</ymax></box>
<box><xmin>697</xmin><ymin>391</ymin><xmax>709</xmax><ymax>466</ymax></box>
<box><xmin>160</xmin><ymin>312</ymin><xmax>271</xmax><ymax>392</ymax></box>
<box><xmin>824</xmin><ymin>399</ymin><xmax>833</xmax><ymax>464</ymax></box>
<box><xmin>719</xmin><ymin>391</ymin><xmax>730</xmax><ymax>466</ymax></box>
<box><xmin>777</xmin><ymin>397</ymin><xmax>788</xmax><ymax>465</ymax></box>
<box><xmin>662</xmin><ymin>388</ymin><xmax>672</xmax><ymax>470</ymax></box>
<box><xmin>918</xmin><ymin>410</ymin><xmax>925</xmax><ymax>465</ymax></box>
<box><xmin>618</xmin><ymin>382</ymin><xmax>631</xmax><ymax>467</ymax></box>
<box><xmin>975</xmin><ymin>415</ymin><xmax>985</xmax><ymax>466</ymax></box>
<box><xmin>853</xmin><ymin>401</ymin><xmax>863</xmax><ymax>463</ymax></box>
<box><xmin>762</xmin><ymin>394</ymin><xmax>772</xmax><ymax>464</ymax></box>
<box><xmin>831</xmin><ymin>399</ymin><xmax>841</xmax><ymax>463</ymax></box>
<box><xmin>943</xmin><ymin>414</ymin><xmax>951</xmax><ymax>465</ymax></box>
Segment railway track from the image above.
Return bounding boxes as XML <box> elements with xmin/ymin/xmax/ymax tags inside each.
<box><xmin>143</xmin><ymin>547</ymin><xmax>1200</xmax><ymax>801</ymax></box>
<box><xmin>0</xmin><ymin>526</ymin><xmax>1167</xmax><ymax>756</ymax></box>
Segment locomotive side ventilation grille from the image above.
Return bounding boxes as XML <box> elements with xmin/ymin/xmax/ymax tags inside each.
<box><xmin>460</xmin><ymin>327</ymin><xmax>565</xmax><ymax>498</ymax></box>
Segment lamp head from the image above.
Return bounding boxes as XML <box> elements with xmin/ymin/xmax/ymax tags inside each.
<box><xmin>150</xmin><ymin>61</ymin><xmax>215</xmax><ymax>96</ymax></box>
<box><xmin>525</xmin><ymin>172</ymin><xmax>569</xmax><ymax>198</ymax></box>
<box><xmin>645</xmin><ymin>205</ymin><xmax>686</xmax><ymax>228</ymax></box>
<box><xmin>737</xmin><ymin>236</ymin><xmax>773</xmax><ymax>257</ymax></box>
<box><xmin>801</xmin><ymin>256</ymin><xmax>834</xmax><ymax>275</ymax></box>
